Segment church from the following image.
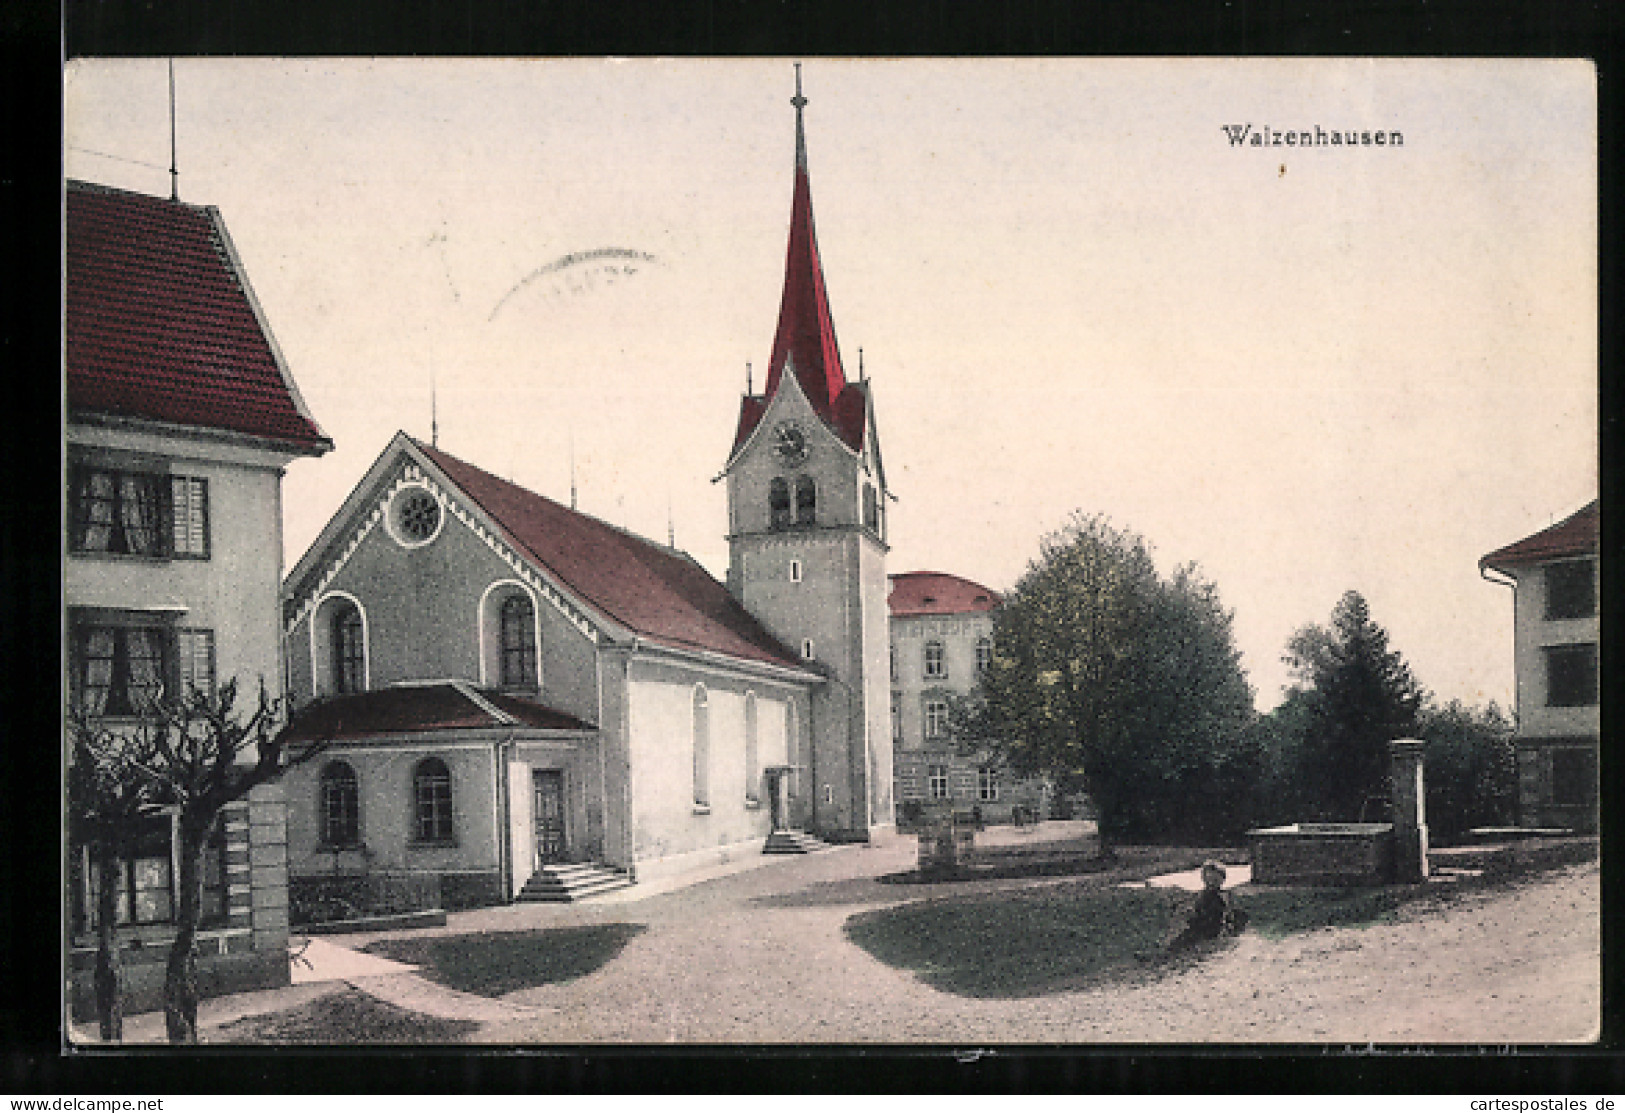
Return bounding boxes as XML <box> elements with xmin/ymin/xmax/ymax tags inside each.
<box><xmin>278</xmin><ymin>72</ymin><xmax>895</xmax><ymax>910</ymax></box>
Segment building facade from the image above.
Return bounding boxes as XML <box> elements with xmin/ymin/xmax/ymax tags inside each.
<box><xmin>889</xmin><ymin>571</ymin><xmax>1050</xmax><ymax>824</ymax></box>
<box><xmin>276</xmin><ymin>72</ymin><xmax>891</xmax><ymax>911</ymax></box>
<box><xmin>65</xmin><ymin>180</ymin><xmax>332</xmax><ymax>1017</ymax></box>
<box><xmin>279</xmin><ymin>434</ymin><xmax>821</xmax><ymax>905</ymax></box>
<box><xmin>1480</xmin><ymin>501</ymin><xmax>1600</xmax><ymax>831</ymax></box>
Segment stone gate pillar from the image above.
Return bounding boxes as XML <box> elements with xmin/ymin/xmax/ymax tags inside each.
<box><xmin>1389</xmin><ymin>738</ymin><xmax>1429</xmax><ymax>882</ymax></box>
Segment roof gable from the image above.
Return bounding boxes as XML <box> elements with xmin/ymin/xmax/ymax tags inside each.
<box><xmin>66</xmin><ymin>181</ymin><xmax>331</xmax><ymax>453</ymax></box>
<box><xmin>727</xmin><ymin>353</ymin><xmax>864</xmax><ymax>472</ymax></box>
<box><xmin>1480</xmin><ymin>500</ymin><xmax>1599</xmax><ymax>572</ymax></box>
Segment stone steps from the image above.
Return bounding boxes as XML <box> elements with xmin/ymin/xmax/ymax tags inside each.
<box><xmin>762</xmin><ymin>829</ymin><xmax>832</xmax><ymax>855</ymax></box>
<box><xmin>515</xmin><ymin>863</ymin><xmax>633</xmax><ymax>903</ymax></box>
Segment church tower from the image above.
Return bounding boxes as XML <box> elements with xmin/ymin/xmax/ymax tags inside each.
<box><xmin>723</xmin><ymin>67</ymin><xmax>893</xmax><ymax>840</ymax></box>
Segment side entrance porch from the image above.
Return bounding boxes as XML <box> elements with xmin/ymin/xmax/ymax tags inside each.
<box><xmin>281</xmin><ymin>683</ymin><xmax>624</xmax><ymax>917</ymax></box>
<box><xmin>506</xmin><ymin>744</ymin><xmax>630</xmax><ymax>902</ymax></box>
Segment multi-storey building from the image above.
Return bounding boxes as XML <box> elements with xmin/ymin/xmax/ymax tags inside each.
<box><xmin>65</xmin><ymin>180</ymin><xmax>332</xmax><ymax>1017</ymax></box>
<box><xmin>889</xmin><ymin>571</ymin><xmax>1050</xmax><ymax>823</ymax></box>
<box><xmin>1480</xmin><ymin>500</ymin><xmax>1599</xmax><ymax>831</ymax></box>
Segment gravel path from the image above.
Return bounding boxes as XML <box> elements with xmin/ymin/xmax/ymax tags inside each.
<box><xmin>400</xmin><ymin>840</ymin><xmax>1600</xmax><ymax>1045</ymax></box>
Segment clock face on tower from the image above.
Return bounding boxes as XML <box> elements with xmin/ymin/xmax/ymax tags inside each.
<box><xmin>773</xmin><ymin>421</ymin><xmax>808</xmax><ymax>465</ymax></box>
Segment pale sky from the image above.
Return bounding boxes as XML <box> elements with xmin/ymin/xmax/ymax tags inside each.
<box><xmin>64</xmin><ymin>58</ymin><xmax>1597</xmax><ymax>712</ymax></box>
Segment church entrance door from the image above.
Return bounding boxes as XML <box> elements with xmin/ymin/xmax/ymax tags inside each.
<box><xmin>533</xmin><ymin>770</ymin><xmax>566</xmax><ymax>864</ymax></box>
<box><xmin>766</xmin><ymin>770</ymin><xmax>784</xmax><ymax>830</ymax></box>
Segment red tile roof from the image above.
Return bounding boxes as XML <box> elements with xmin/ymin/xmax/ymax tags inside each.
<box><xmin>889</xmin><ymin>571</ymin><xmax>1001</xmax><ymax>617</ymax></box>
<box><xmin>731</xmin><ymin>98</ymin><xmax>865</xmax><ymax>455</ymax></box>
<box><xmin>66</xmin><ymin>181</ymin><xmax>330</xmax><ymax>453</ymax></box>
<box><xmin>417</xmin><ymin>440</ymin><xmax>809</xmax><ymax>671</ymax></box>
<box><xmin>1480</xmin><ymin>501</ymin><xmax>1599</xmax><ymax>572</ymax></box>
<box><xmin>283</xmin><ymin>682</ymin><xmax>593</xmax><ymax>742</ymax></box>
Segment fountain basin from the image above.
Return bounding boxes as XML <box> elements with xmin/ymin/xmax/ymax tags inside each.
<box><xmin>1247</xmin><ymin>822</ymin><xmax>1397</xmax><ymax>886</ymax></box>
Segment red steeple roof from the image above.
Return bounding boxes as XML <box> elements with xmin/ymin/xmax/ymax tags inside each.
<box><xmin>732</xmin><ymin>69</ymin><xmax>866</xmax><ymax>456</ymax></box>
<box><xmin>765</xmin><ymin>69</ymin><xmax>846</xmax><ymax>417</ymax></box>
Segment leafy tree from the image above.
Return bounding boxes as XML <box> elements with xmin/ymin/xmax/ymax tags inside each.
<box><xmin>1418</xmin><ymin>699</ymin><xmax>1517</xmax><ymax>842</ymax></box>
<box><xmin>960</xmin><ymin>513</ymin><xmax>1256</xmax><ymax>844</ymax></box>
<box><xmin>1244</xmin><ymin>688</ymin><xmax>1320</xmax><ymax>826</ymax></box>
<box><xmin>1283</xmin><ymin>591</ymin><xmax>1424</xmax><ymax>821</ymax></box>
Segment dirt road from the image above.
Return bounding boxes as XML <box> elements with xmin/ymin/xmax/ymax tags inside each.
<box><xmin>436</xmin><ymin>842</ymin><xmax>1598</xmax><ymax>1045</ymax></box>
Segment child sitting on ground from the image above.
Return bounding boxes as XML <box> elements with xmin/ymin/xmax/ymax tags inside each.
<box><xmin>1162</xmin><ymin>860</ymin><xmax>1249</xmax><ymax>957</ymax></box>
<box><xmin>1137</xmin><ymin>857</ymin><xmax>1248</xmax><ymax>961</ymax></box>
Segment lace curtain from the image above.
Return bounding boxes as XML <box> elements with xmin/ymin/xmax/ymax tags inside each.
<box><xmin>118</xmin><ymin>474</ymin><xmax>161</xmax><ymax>555</ymax></box>
<box><xmin>79</xmin><ymin>628</ymin><xmax>115</xmax><ymax>715</ymax></box>
<box><xmin>75</xmin><ymin>470</ymin><xmax>115</xmax><ymax>551</ymax></box>
<box><xmin>123</xmin><ymin>627</ymin><xmax>165</xmax><ymax>712</ymax></box>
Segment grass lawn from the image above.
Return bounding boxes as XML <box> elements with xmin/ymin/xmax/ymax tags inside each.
<box><xmin>363</xmin><ymin>923</ymin><xmax>646</xmax><ymax>997</ymax></box>
<box><xmin>845</xmin><ymin>881</ymin><xmax>1429</xmax><ymax>999</ymax></box>
<box><xmin>846</xmin><ymin>886</ymin><xmax>1185</xmax><ymax>998</ymax></box>
<box><xmin>1237</xmin><ymin>885</ymin><xmax>1414</xmax><ymax>939</ymax></box>
<box><xmin>211</xmin><ymin>986</ymin><xmax>479</xmax><ymax>1044</ymax></box>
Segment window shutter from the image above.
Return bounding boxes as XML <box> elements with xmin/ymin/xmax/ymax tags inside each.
<box><xmin>171</xmin><ymin>476</ymin><xmax>209</xmax><ymax>557</ymax></box>
<box><xmin>179</xmin><ymin>629</ymin><xmax>216</xmax><ymax>694</ymax></box>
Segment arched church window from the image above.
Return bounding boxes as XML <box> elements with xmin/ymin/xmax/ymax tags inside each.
<box><xmin>744</xmin><ymin>692</ymin><xmax>760</xmax><ymax>805</ymax></box>
<box><xmin>412</xmin><ymin>757</ymin><xmax>453</xmax><ymax>843</ymax></box>
<box><xmin>333</xmin><ymin>604</ymin><xmax>365</xmax><ymax>694</ymax></box>
<box><xmin>795</xmin><ymin>476</ymin><xmax>817</xmax><ymax>526</ymax></box>
<box><xmin>319</xmin><ymin>761</ymin><xmax>360</xmax><ymax>848</ymax></box>
<box><xmin>692</xmin><ymin>686</ymin><xmax>711</xmax><ymax>809</ymax></box>
<box><xmin>499</xmin><ymin>595</ymin><xmax>538</xmax><ymax>688</ymax></box>
<box><xmin>769</xmin><ymin>478</ymin><xmax>791</xmax><ymax>530</ymax></box>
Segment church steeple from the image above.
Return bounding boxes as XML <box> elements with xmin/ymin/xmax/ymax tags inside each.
<box><xmin>760</xmin><ymin>64</ymin><xmax>848</xmax><ymax>430</ymax></box>
<box><xmin>722</xmin><ymin>66</ymin><xmax>894</xmax><ymax>840</ymax></box>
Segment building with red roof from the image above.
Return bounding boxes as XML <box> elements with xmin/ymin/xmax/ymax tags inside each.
<box><xmin>66</xmin><ymin>180</ymin><xmax>332</xmax><ymax>1019</ymax></box>
<box><xmin>888</xmin><ymin>572</ymin><xmax>1051</xmax><ymax>824</ymax></box>
<box><xmin>277</xmin><ymin>70</ymin><xmax>895</xmax><ymax>907</ymax></box>
<box><xmin>279</xmin><ymin>432</ymin><xmax>827</xmax><ymax>903</ymax></box>
<box><xmin>1480</xmin><ymin>501</ymin><xmax>1599</xmax><ymax>830</ymax></box>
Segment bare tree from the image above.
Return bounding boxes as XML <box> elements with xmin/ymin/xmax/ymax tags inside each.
<box><xmin>66</xmin><ymin>715</ymin><xmax>162</xmax><ymax>1041</ymax></box>
<box><xmin>131</xmin><ymin>679</ymin><xmax>326</xmax><ymax>1044</ymax></box>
